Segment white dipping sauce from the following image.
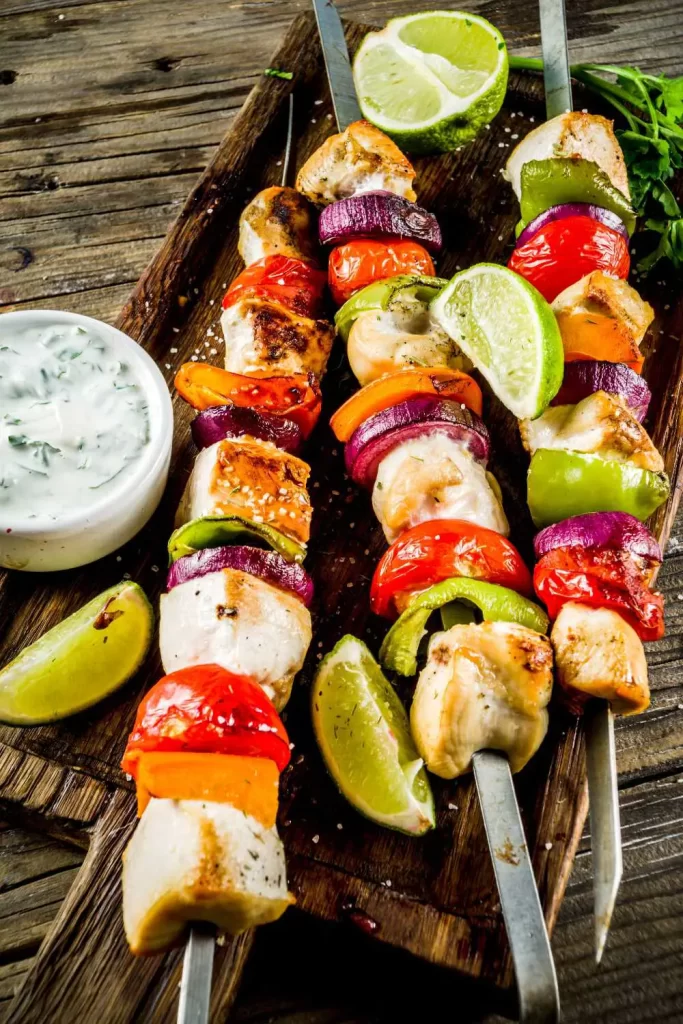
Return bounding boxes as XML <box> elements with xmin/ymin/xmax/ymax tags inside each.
<box><xmin>0</xmin><ymin>321</ymin><xmax>150</xmax><ymax>522</ymax></box>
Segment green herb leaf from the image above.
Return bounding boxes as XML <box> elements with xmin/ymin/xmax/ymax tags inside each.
<box><xmin>264</xmin><ymin>68</ymin><xmax>293</xmax><ymax>80</ymax></box>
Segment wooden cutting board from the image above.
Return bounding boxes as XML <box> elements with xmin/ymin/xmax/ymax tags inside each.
<box><xmin>3</xmin><ymin>13</ymin><xmax>683</xmax><ymax>1021</ymax></box>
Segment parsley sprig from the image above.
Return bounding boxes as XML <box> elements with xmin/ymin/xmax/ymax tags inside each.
<box><xmin>510</xmin><ymin>57</ymin><xmax>683</xmax><ymax>272</ymax></box>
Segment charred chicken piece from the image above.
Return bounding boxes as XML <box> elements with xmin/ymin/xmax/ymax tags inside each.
<box><xmin>221</xmin><ymin>297</ymin><xmax>334</xmax><ymax>379</ymax></box>
<box><xmin>238</xmin><ymin>186</ymin><xmax>318</xmax><ymax>265</ymax></box>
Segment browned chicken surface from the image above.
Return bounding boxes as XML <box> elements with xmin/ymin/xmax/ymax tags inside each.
<box><xmin>221</xmin><ymin>297</ymin><xmax>335</xmax><ymax>378</ymax></box>
<box><xmin>551</xmin><ymin>602</ymin><xmax>650</xmax><ymax>715</ymax></box>
<box><xmin>238</xmin><ymin>186</ymin><xmax>318</xmax><ymax>264</ymax></box>
<box><xmin>296</xmin><ymin>120</ymin><xmax>417</xmax><ymax>206</ymax></box>
<box><xmin>176</xmin><ymin>436</ymin><xmax>312</xmax><ymax>544</ymax></box>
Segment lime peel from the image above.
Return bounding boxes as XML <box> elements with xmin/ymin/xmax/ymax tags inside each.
<box><xmin>312</xmin><ymin>635</ymin><xmax>435</xmax><ymax>835</ymax></box>
<box><xmin>0</xmin><ymin>581</ymin><xmax>153</xmax><ymax>725</ymax></box>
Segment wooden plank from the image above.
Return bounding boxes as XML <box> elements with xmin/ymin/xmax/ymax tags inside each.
<box><xmin>1</xmin><ymin>3</ymin><xmax>683</xmax><ymax>1020</ymax></box>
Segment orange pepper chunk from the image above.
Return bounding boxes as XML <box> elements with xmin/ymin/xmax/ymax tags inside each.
<box><xmin>135</xmin><ymin>752</ymin><xmax>280</xmax><ymax>828</ymax></box>
<box><xmin>330</xmin><ymin>368</ymin><xmax>484</xmax><ymax>442</ymax></box>
<box><xmin>556</xmin><ymin>310</ymin><xmax>644</xmax><ymax>373</ymax></box>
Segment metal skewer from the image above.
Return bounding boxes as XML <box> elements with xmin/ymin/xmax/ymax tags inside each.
<box><xmin>538</xmin><ymin>0</ymin><xmax>622</xmax><ymax>964</ymax></box>
<box><xmin>176</xmin><ymin>91</ymin><xmax>297</xmax><ymax>1024</ymax></box>
<box><xmin>311</xmin><ymin>2</ymin><xmax>559</xmax><ymax>1019</ymax></box>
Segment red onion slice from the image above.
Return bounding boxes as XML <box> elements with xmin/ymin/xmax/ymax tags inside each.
<box><xmin>345</xmin><ymin>397</ymin><xmax>490</xmax><ymax>489</ymax></box>
<box><xmin>191</xmin><ymin>405</ymin><xmax>303</xmax><ymax>453</ymax></box>
<box><xmin>167</xmin><ymin>544</ymin><xmax>314</xmax><ymax>605</ymax></box>
<box><xmin>534</xmin><ymin>512</ymin><xmax>662</xmax><ymax>563</ymax></box>
<box><xmin>319</xmin><ymin>191</ymin><xmax>442</xmax><ymax>253</ymax></box>
<box><xmin>551</xmin><ymin>360</ymin><xmax>651</xmax><ymax>422</ymax></box>
<box><xmin>517</xmin><ymin>203</ymin><xmax>629</xmax><ymax>248</ymax></box>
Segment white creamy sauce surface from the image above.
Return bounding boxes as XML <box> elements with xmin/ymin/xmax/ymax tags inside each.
<box><xmin>0</xmin><ymin>322</ymin><xmax>150</xmax><ymax>522</ymax></box>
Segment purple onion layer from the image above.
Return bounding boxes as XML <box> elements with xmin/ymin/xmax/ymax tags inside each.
<box><xmin>534</xmin><ymin>512</ymin><xmax>662</xmax><ymax>564</ymax></box>
<box><xmin>167</xmin><ymin>544</ymin><xmax>314</xmax><ymax>605</ymax></box>
<box><xmin>191</xmin><ymin>405</ymin><xmax>303</xmax><ymax>453</ymax></box>
<box><xmin>551</xmin><ymin>360</ymin><xmax>651</xmax><ymax>422</ymax></box>
<box><xmin>517</xmin><ymin>203</ymin><xmax>629</xmax><ymax>248</ymax></box>
<box><xmin>319</xmin><ymin>191</ymin><xmax>442</xmax><ymax>253</ymax></box>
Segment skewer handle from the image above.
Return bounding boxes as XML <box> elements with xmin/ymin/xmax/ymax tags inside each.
<box><xmin>473</xmin><ymin>750</ymin><xmax>560</xmax><ymax>1024</ymax></box>
<box><xmin>539</xmin><ymin>0</ymin><xmax>573</xmax><ymax>117</ymax></box>
<box><xmin>177</xmin><ymin>925</ymin><xmax>216</xmax><ymax>1024</ymax></box>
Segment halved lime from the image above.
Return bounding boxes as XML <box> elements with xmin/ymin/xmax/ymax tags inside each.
<box><xmin>353</xmin><ymin>11</ymin><xmax>508</xmax><ymax>153</ymax></box>
<box><xmin>0</xmin><ymin>581</ymin><xmax>153</xmax><ymax>725</ymax></box>
<box><xmin>431</xmin><ymin>263</ymin><xmax>564</xmax><ymax>418</ymax></box>
<box><xmin>312</xmin><ymin>635</ymin><xmax>435</xmax><ymax>835</ymax></box>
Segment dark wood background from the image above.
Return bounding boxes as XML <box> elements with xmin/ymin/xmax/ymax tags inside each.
<box><xmin>1</xmin><ymin>1</ymin><xmax>683</xmax><ymax>1021</ymax></box>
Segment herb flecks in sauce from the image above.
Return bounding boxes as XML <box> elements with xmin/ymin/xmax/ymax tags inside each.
<box><xmin>0</xmin><ymin>323</ymin><xmax>150</xmax><ymax>521</ymax></box>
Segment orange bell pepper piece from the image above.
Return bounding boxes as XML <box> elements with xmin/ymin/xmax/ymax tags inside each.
<box><xmin>135</xmin><ymin>752</ymin><xmax>280</xmax><ymax>827</ymax></box>
<box><xmin>556</xmin><ymin>311</ymin><xmax>644</xmax><ymax>373</ymax></box>
<box><xmin>174</xmin><ymin>363</ymin><xmax>322</xmax><ymax>437</ymax></box>
<box><xmin>330</xmin><ymin>367</ymin><xmax>484</xmax><ymax>442</ymax></box>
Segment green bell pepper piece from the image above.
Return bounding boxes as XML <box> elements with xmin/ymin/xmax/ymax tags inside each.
<box><xmin>168</xmin><ymin>515</ymin><xmax>306</xmax><ymax>564</ymax></box>
<box><xmin>380</xmin><ymin>577</ymin><xmax>549</xmax><ymax>677</ymax></box>
<box><xmin>528</xmin><ymin>449</ymin><xmax>670</xmax><ymax>529</ymax></box>
<box><xmin>334</xmin><ymin>274</ymin><xmax>448</xmax><ymax>343</ymax></box>
<box><xmin>518</xmin><ymin>158</ymin><xmax>636</xmax><ymax>236</ymax></box>
<box><xmin>440</xmin><ymin>601</ymin><xmax>477</xmax><ymax>630</ymax></box>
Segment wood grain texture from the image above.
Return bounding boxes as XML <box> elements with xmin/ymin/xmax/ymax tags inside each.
<box><xmin>2</xmin><ymin>1</ymin><xmax>683</xmax><ymax>1021</ymax></box>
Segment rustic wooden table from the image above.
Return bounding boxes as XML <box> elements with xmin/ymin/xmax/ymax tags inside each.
<box><xmin>1</xmin><ymin>0</ymin><xmax>683</xmax><ymax>1020</ymax></box>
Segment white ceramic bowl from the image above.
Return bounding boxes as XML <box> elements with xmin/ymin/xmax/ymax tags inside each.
<box><xmin>0</xmin><ymin>310</ymin><xmax>173</xmax><ymax>572</ymax></box>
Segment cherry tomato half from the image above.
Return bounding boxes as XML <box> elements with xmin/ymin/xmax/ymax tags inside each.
<box><xmin>121</xmin><ymin>664</ymin><xmax>291</xmax><ymax>776</ymax></box>
<box><xmin>370</xmin><ymin>519</ymin><xmax>533</xmax><ymax>619</ymax></box>
<box><xmin>533</xmin><ymin>546</ymin><xmax>664</xmax><ymax>641</ymax></box>
<box><xmin>328</xmin><ymin>237</ymin><xmax>435</xmax><ymax>306</ymax></box>
<box><xmin>222</xmin><ymin>255</ymin><xmax>327</xmax><ymax>318</ymax></box>
<box><xmin>508</xmin><ymin>216</ymin><xmax>630</xmax><ymax>302</ymax></box>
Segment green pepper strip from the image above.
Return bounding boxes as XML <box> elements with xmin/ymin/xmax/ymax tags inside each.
<box><xmin>528</xmin><ymin>449</ymin><xmax>670</xmax><ymax>530</ymax></box>
<box><xmin>379</xmin><ymin>577</ymin><xmax>549</xmax><ymax>677</ymax></box>
<box><xmin>167</xmin><ymin>515</ymin><xmax>306</xmax><ymax>564</ymax></box>
<box><xmin>519</xmin><ymin>158</ymin><xmax>637</xmax><ymax>236</ymax></box>
<box><xmin>334</xmin><ymin>275</ymin><xmax>448</xmax><ymax>343</ymax></box>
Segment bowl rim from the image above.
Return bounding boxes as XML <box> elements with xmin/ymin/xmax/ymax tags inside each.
<box><xmin>0</xmin><ymin>309</ymin><xmax>174</xmax><ymax>537</ymax></box>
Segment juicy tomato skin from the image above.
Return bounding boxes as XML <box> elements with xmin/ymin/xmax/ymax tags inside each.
<box><xmin>370</xmin><ymin>519</ymin><xmax>533</xmax><ymax>619</ymax></box>
<box><xmin>508</xmin><ymin>216</ymin><xmax>630</xmax><ymax>302</ymax></box>
<box><xmin>533</xmin><ymin>546</ymin><xmax>664</xmax><ymax>641</ymax></box>
<box><xmin>121</xmin><ymin>664</ymin><xmax>291</xmax><ymax>775</ymax></box>
<box><xmin>328</xmin><ymin>238</ymin><xmax>436</xmax><ymax>306</ymax></box>
<box><xmin>222</xmin><ymin>255</ymin><xmax>327</xmax><ymax>318</ymax></box>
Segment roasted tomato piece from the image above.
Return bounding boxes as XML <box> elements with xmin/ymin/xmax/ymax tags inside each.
<box><xmin>328</xmin><ymin>238</ymin><xmax>435</xmax><ymax>305</ymax></box>
<box><xmin>222</xmin><ymin>255</ymin><xmax>327</xmax><ymax>318</ymax></box>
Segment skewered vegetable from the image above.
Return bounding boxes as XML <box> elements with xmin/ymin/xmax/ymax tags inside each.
<box><xmin>191</xmin><ymin>405</ymin><xmax>303</xmax><ymax>453</ymax></box>
<box><xmin>551</xmin><ymin>362</ymin><xmax>651</xmax><ymax>421</ymax></box>
<box><xmin>166</xmin><ymin>545</ymin><xmax>314</xmax><ymax>606</ymax></box>
<box><xmin>328</xmin><ymin>238</ymin><xmax>435</xmax><ymax>305</ymax></box>
<box><xmin>514</xmin><ymin>157</ymin><xmax>635</xmax><ymax>236</ymax></box>
<box><xmin>370</xmin><ymin>519</ymin><xmax>533</xmax><ymax>619</ymax></box>
<box><xmin>516</xmin><ymin>203</ymin><xmax>629</xmax><ymax>246</ymax></box>
<box><xmin>334</xmin><ymin>274</ymin><xmax>447</xmax><ymax>342</ymax></box>
<box><xmin>344</xmin><ymin>397</ymin><xmax>490</xmax><ymax>487</ymax></box>
<box><xmin>168</xmin><ymin>515</ymin><xmax>306</xmax><ymax>565</ymax></box>
<box><xmin>222</xmin><ymin>255</ymin><xmax>327</xmax><ymax>318</ymax></box>
<box><xmin>318</xmin><ymin>191</ymin><xmax>442</xmax><ymax>251</ymax></box>
<box><xmin>533</xmin><ymin>512</ymin><xmax>662</xmax><ymax>564</ymax></box>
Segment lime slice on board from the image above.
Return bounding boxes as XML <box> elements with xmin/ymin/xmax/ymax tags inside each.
<box><xmin>353</xmin><ymin>11</ymin><xmax>508</xmax><ymax>153</ymax></box>
<box><xmin>312</xmin><ymin>635</ymin><xmax>435</xmax><ymax>835</ymax></box>
<box><xmin>431</xmin><ymin>263</ymin><xmax>564</xmax><ymax>418</ymax></box>
<box><xmin>0</xmin><ymin>581</ymin><xmax>153</xmax><ymax>725</ymax></box>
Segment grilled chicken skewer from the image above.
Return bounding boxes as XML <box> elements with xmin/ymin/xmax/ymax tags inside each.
<box><xmin>311</xmin><ymin>2</ymin><xmax>560</xmax><ymax>1020</ymax></box>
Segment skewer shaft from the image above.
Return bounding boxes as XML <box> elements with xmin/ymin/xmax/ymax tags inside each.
<box><xmin>585</xmin><ymin>702</ymin><xmax>623</xmax><ymax>962</ymax></box>
<box><xmin>311</xmin><ymin>0</ymin><xmax>362</xmax><ymax>131</ymax></box>
<box><xmin>473</xmin><ymin>751</ymin><xmax>560</xmax><ymax>1024</ymax></box>
<box><xmin>537</xmin><ymin>0</ymin><xmax>621</xmax><ymax>962</ymax></box>
<box><xmin>177</xmin><ymin>926</ymin><xmax>216</xmax><ymax>1024</ymax></box>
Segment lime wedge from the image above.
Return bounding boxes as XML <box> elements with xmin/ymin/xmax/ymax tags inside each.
<box><xmin>312</xmin><ymin>636</ymin><xmax>435</xmax><ymax>835</ymax></box>
<box><xmin>353</xmin><ymin>11</ymin><xmax>508</xmax><ymax>153</ymax></box>
<box><xmin>0</xmin><ymin>581</ymin><xmax>153</xmax><ymax>725</ymax></box>
<box><xmin>431</xmin><ymin>263</ymin><xmax>564</xmax><ymax>418</ymax></box>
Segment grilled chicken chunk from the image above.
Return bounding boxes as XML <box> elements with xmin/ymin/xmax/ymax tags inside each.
<box><xmin>505</xmin><ymin>111</ymin><xmax>630</xmax><ymax>199</ymax></box>
<box><xmin>552</xmin><ymin>271</ymin><xmax>654</xmax><ymax>364</ymax></box>
<box><xmin>122</xmin><ymin>798</ymin><xmax>293</xmax><ymax>955</ymax></box>
<box><xmin>411</xmin><ymin>621</ymin><xmax>553</xmax><ymax>778</ymax></box>
<box><xmin>296</xmin><ymin>120</ymin><xmax>417</xmax><ymax>206</ymax></box>
<box><xmin>221</xmin><ymin>297</ymin><xmax>334</xmax><ymax>379</ymax></box>
<box><xmin>551</xmin><ymin>602</ymin><xmax>650</xmax><ymax>715</ymax></box>
<box><xmin>347</xmin><ymin>301</ymin><xmax>471</xmax><ymax>386</ymax></box>
<box><xmin>519</xmin><ymin>391</ymin><xmax>664</xmax><ymax>473</ymax></box>
<box><xmin>176</xmin><ymin>436</ymin><xmax>312</xmax><ymax>546</ymax></box>
<box><xmin>372</xmin><ymin>433</ymin><xmax>509</xmax><ymax>544</ymax></box>
<box><xmin>239</xmin><ymin>186</ymin><xmax>318</xmax><ymax>265</ymax></box>
<box><xmin>159</xmin><ymin>567</ymin><xmax>312</xmax><ymax>709</ymax></box>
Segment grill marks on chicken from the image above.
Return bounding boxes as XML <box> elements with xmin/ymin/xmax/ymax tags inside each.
<box><xmin>520</xmin><ymin>391</ymin><xmax>664</xmax><ymax>473</ymax></box>
<box><xmin>296</xmin><ymin>120</ymin><xmax>417</xmax><ymax>206</ymax></box>
<box><xmin>176</xmin><ymin>436</ymin><xmax>312</xmax><ymax>545</ymax></box>
<box><xmin>221</xmin><ymin>297</ymin><xmax>335</xmax><ymax>378</ymax></box>
<box><xmin>239</xmin><ymin>186</ymin><xmax>319</xmax><ymax>265</ymax></box>
<box><xmin>410</xmin><ymin>621</ymin><xmax>554</xmax><ymax>778</ymax></box>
